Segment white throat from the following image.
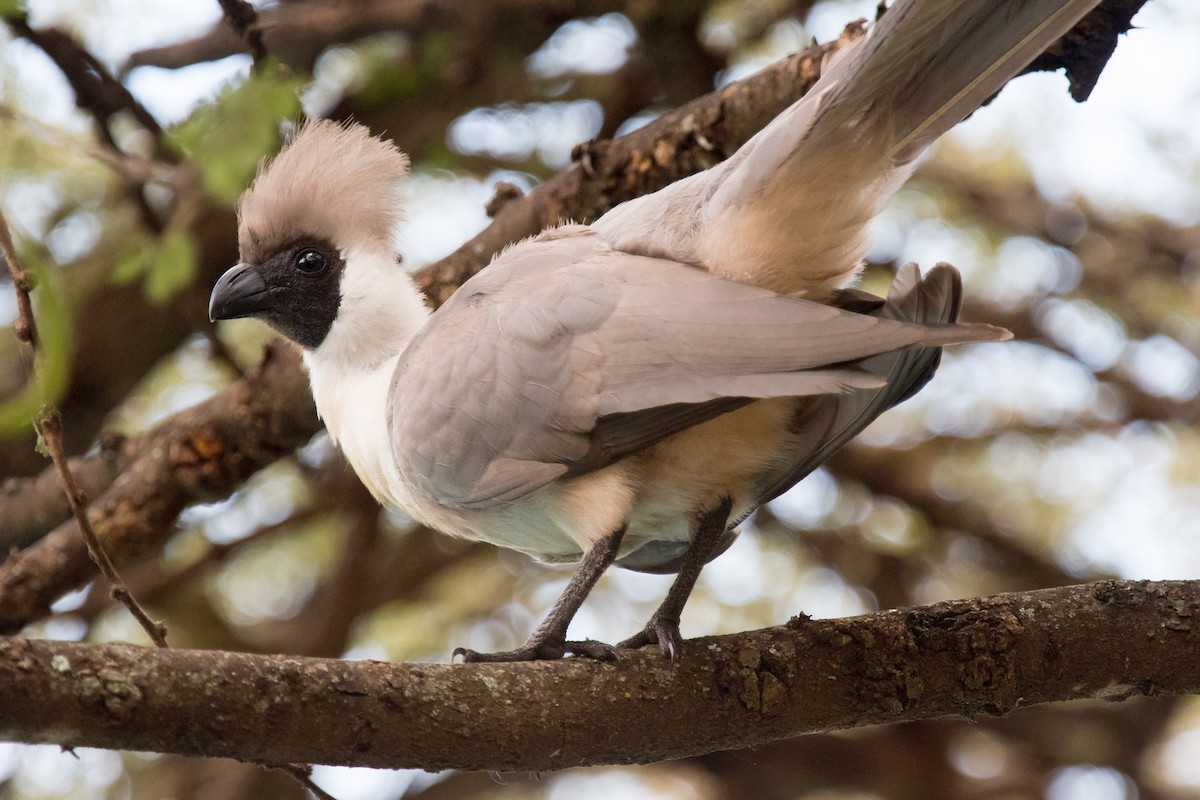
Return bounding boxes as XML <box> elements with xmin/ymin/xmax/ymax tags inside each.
<box><xmin>303</xmin><ymin>245</ymin><xmax>430</xmax><ymax>504</ymax></box>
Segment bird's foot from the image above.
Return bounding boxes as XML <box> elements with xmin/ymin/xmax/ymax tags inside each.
<box><xmin>618</xmin><ymin>613</ymin><xmax>683</xmax><ymax>659</ymax></box>
<box><xmin>453</xmin><ymin>637</ymin><xmax>616</xmax><ymax>663</ymax></box>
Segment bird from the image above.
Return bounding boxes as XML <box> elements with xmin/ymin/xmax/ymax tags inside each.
<box><xmin>210</xmin><ymin>0</ymin><xmax>1099</xmax><ymax>662</ymax></box>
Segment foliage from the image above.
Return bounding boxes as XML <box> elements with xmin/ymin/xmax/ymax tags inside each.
<box><xmin>168</xmin><ymin>62</ymin><xmax>302</xmax><ymax>204</ymax></box>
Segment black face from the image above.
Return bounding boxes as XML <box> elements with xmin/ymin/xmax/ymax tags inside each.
<box><xmin>209</xmin><ymin>239</ymin><xmax>344</xmax><ymax>349</ymax></box>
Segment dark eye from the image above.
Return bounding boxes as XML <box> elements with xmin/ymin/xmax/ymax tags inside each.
<box><xmin>295</xmin><ymin>248</ymin><xmax>327</xmax><ymax>274</ymax></box>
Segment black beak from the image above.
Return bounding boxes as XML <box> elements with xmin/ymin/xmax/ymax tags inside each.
<box><xmin>209</xmin><ymin>263</ymin><xmax>270</xmax><ymax>322</ymax></box>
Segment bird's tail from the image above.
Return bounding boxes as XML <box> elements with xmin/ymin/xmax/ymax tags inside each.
<box><xmin>596</xmin><ymin>0</ymin><xmax>1100</xmax><ymax>299</ymax></box>
<box><xmin>809</xmin><ymin>0</ymin><xmax>1102</xmax><ymax>164</ymax></box>
<box><xmin>751</xmin><ymin>262</ymin><xmax>982</xmax><ymax>507</ymax></box>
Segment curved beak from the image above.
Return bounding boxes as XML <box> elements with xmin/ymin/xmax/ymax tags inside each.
<box><xmin>209</xmin><ymin>263</ymin><xmax>270</xmax><ymax>322</ymax></box>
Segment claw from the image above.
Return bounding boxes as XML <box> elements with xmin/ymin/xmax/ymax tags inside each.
<box><xmin>618</xmin><ymin>614</ymin><xmax>684</xmax><ymax>659</ymax></box>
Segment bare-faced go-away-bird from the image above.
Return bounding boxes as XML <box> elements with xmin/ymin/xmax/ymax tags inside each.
<box><xmin>209</xmin><ymin>0</ymin><xmax>1101</xmax><ymax>662</ymax></box>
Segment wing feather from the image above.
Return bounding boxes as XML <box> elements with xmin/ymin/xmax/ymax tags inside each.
<box><xmin>390</xmin><ymin>232</ymin><xmax>1006</xmax><ymax>509</ymax></box>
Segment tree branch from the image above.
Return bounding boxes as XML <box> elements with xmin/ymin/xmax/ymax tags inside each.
<box><xmin>0</xmin><ymin>344</ymin><xmax>318</xmax><ymax>634</ymax></box>
<box><xmin>0</xmin><ymin>207</ymin><xmax>38</xmax><ymax>348</ymax></box>
<box><xmin>1</xmin><ymin>580</ymin><xmax>1195</xmax><ymax>770</ymax></box>
<box><xmin>0</xmin><ymin>435</ymin><xmax>129</xmax><ymax>552</ymax></box>
<box><xmin>123</xmin><ymin>0</ymin><xmax>647</xmax><ymax>73</ymax></box>
<box><xmin>216</xmin><ymin>0</ymin><xmax>267</xmax><ymax>69</ymax></box>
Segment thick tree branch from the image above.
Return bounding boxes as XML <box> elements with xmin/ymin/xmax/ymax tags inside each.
<box><xmin>1</xmin><ymin>580</ymin><xmax>1196</xmax><ymax>770</ymax></box>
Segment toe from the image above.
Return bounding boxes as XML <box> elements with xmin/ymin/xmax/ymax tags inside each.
<box><xmin>617</xmin><ymin>629</ymin><xmax>654</xmax><ymax>650</ymax></box>
<box><xmin>566</xmin><ymin>639</ymin><xmax>618</xmax><ymax>661</ymax></box>
<box><xmin>451</xmin><ymin>640</ymin><xmax>566</xmax><ymax>663</ymax></box>
<box><xmin>654</xmin><ymin>623</ymin><xmax>682</xmax><ymax>660</ymax></box>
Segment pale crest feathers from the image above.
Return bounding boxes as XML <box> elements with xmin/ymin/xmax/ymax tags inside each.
<box><xmin>238</xmin><ymin>119</ymin><xmax>410</xmax><ymax>262</ymax></box>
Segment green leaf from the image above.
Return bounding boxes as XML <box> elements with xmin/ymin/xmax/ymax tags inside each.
<box><xmin>110</xmin><ymin>248</ymin><xmax>149</xmax><ymax>285</ymax></box>
<box><xmin>145</xmin><ymin>230</ymin><xmax>196</xmax><ymax>305</ymax></box>
<box><xmin>0</xmin><ymin>0</ymin><xmax>27</xmax><ymax>17</ymax></box>
<box><xmin>168</xmin><ymin>61</ymin><xmax>302</xmax><ymax>203</ymax></box>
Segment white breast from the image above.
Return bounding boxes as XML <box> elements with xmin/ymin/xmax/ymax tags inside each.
<box><xmin>304</xmin><ymin>351</ymin><xmax>410</xmax><ymax>507</ymax></box>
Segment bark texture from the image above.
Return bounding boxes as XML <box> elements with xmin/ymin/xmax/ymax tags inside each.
<box><xmin>1</xmin><ymin>580</ymin><xmax>1195</xmax><ymax>771</ymax></box>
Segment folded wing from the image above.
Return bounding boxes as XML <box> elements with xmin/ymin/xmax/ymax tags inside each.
<box><xmin>389</xmin><ymin>231</ymin><xmax>1007</xmax><ymax>510</ymax></box>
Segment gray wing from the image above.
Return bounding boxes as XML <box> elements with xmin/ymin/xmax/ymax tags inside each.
<box><xmin>617</xmin><ymin>262</ymin><xmax>967</xmax><ymax>574</ymax></box>
<box><xmin>749</xmin><ymin>261</ymin><xmax>966</xmax><ymax>511</ymax></box>
<box><xmin>390</xmin><ymin>231</ymin><xmax>1006</xmax><ymax>510</ymax></box>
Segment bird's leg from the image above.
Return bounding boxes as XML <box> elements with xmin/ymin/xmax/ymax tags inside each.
<box><xmin>619</xmin><ymin>496</ymin><xmax>733</xmax><ymax>659</ymax></box>
<box><xmin>453</xmin><ymin>526</ymin><xmax>626</xmax><ymax>663</ymax></box>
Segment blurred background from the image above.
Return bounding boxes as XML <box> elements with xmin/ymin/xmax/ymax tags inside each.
<box><xmin>2</xmin><ymin>0</ymin><xmax>1199</xmax><ymax>798</ymax></box>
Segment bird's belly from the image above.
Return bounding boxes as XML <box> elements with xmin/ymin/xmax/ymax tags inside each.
<box><xmin>403</xmin><ymin>492</ymin><xmax>589</xmax><ymax>562</ymax></box>
<box><xmin>631</xmin><ymin>397</ymin><xmax>796</xmax><ymax>523</ymax></box>
<box><xmin>403</xmin><ymin>398</ymin><xmax>797</xmax><ymax>566</ymax></box>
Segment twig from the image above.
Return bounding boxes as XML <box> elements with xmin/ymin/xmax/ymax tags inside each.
<box><xmin>216</xmin><ymin>0</ymin><xmax>268</xmax><ymax>68</ymax></box>
<box><xmin>34</xmin><ymin>410</ymin><xmax>170</xmax><ymax>648</ymax></box>
<box><xmin>1</xmin><ymin>204</ymin><xmax>172</xmax><ymax>654</ymax></box>
<box><xmin>5</xmin><ymin>17</ymin><xmax>163</xmax><ymax>143</ymax></box>
<box><xmin>274</xmin><ymin>765</ymin><xmax>339</xmax><ymax>800</ymax></box>
<box><xmin>0</xmin><ymin>207</ymin><xmax>37</xmax><ymax>348</ymax></box>
<box><xmin>5</xmin><ymin>16</ymin><xmax>169</xmax><ymax>232</ymax></box>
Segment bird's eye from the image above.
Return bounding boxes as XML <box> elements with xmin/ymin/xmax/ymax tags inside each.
<box><xmin>295</xmin><ymin>248</ymin><xmax>327</xmax><ymax>274</ymax></box>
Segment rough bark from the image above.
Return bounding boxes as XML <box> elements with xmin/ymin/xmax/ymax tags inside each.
<box><xmin>0</xmin><ymin>580</ymin><xmax>1194</xmax><ymax>771</ymax></box>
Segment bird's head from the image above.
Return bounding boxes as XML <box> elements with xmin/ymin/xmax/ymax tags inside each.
<box><xmin>208</xmin><ymin>120</ymin><xmax>412</xmax><ymax>352</ymax></box>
